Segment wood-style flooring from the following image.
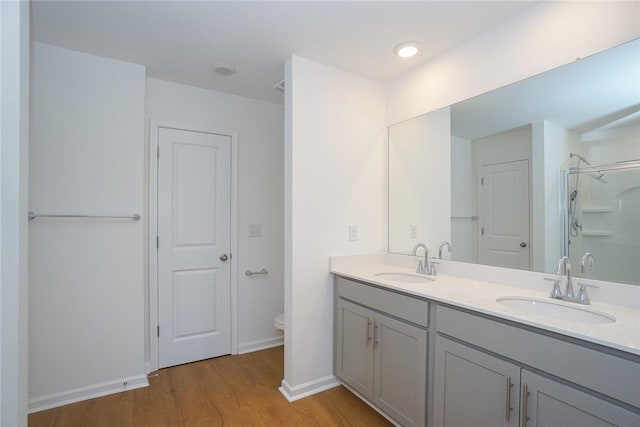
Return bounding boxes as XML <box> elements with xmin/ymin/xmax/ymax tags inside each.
<box><xmin>29</xmin><ymin>346</ymin><xmax>391</xmax><ymax>427</ymax></box>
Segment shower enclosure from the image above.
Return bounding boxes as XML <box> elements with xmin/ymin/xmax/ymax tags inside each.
<box><xmin>564</xmin><ymin>159</ymin><xmax>640</xmax><ymax>285</ymax></box>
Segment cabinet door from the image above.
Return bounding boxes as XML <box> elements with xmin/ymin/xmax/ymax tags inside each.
<box><xmin>522</xmin><ymin>370</ymin><xmax>640</xmax><ymax>427</ymax></box>
<box><xmin>374</xmin><ymin>313</ymin><xmax>427</xmax><ymax>427</ymax></box>
<box><xmin>336</xmin><ymin>299</ymin><xmax>374</xmax><ymax>400</ymax></box>
<box><xmin>433</xmin><ymin>335</ymin><xmax>520</xmax><ymax>427</ymax></box>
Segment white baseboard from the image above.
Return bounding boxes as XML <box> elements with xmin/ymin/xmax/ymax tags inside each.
<box><xmin>237</xmin><ymin>336</ymin><xmax>283</xmax><ymax>354</ymax></box>
<box><xmin>28</xmin><ymin>373</ymin><xmax>149</xmax><ymax>413</ymax></box>
<box><xmin>278</xmin><ymin>375</ymin><xmax>341</xmax><ymax>402</ymax></box>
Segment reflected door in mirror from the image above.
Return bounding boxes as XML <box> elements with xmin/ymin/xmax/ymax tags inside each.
<box><xmin>480</xmin><ymin>160</ymin><xmax>530</xmax><ymax>270</ymax></box>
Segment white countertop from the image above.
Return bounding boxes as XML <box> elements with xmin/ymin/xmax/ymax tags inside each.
<box><xmin>331</xmin><ymin>258</ymin><xmax>640</xmax><ymax>356</ymax></box>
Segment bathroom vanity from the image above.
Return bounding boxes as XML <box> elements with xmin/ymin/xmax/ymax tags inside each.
<box><xmin>338</xmin><ymin>38</ymin><xmax>640</xmax><ymax>427</ymax></box>
<box><xmin>331</xmin><ymin>256</ymin><xmax>640</xmax><ymax>427</ymax></box>
<box><xmin>335</xmin><ymin>276</ymin><xmax>428</xmax><ymax>426</ymax></box>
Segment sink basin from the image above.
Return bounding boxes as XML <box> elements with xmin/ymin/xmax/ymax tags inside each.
<box><xmin>374</xmin><ymin>272</ymin><xmax>435</xmax><ymax>283</ymax></box>
<box><xmin>496</xmin><ymin>297</ymin><xmax>615</xmax><ymax>324</ymax></box>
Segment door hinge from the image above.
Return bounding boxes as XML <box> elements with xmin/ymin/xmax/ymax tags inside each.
<box><xmin>156</xmin><ymin>236</ymin><xmax>159</xmax><ymax>249</ymax></box>
<box><xmin>157</xmin><ymin>146</ymin><xmax>160</xmax><ymax>159</ymax></box>
<box><xmin>481</xmin><ymin>227</ymin><xmax>485</xmax><ymax>236</ymax></box>
<box><xmin>481</xmin><ymin>177</ymin><xmax>484</xmax><ymax>185</ymax></box>
<box><xmin>157</xmin><ymin>325</ymin><xmax>160</xmax><ymax>337</ymax></box>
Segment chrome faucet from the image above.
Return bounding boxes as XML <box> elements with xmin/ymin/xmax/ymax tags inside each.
<box><xmin>411</xmin><ymin>243</ymin><xmax>432</xmax><ymax>275</ymax></box>
<box><xmin>556</xmin><ymin>256</ymin><xmax>574</xmax><ymax>299</ymax></box>
<box><xmin>438</xmin><ymin>241</ymin><xmax>452</xmax><ymax>259</ymax></box>
<box><xmin>546</xmin><ymin>255</ymin><xmax>595</xmax><ymax>304</ymax></box>
<box><xmin>581</xmin><ymin>252</ymin><xmax>594</xmax><ymax>277</ymax></box>
<box><xmin>576</xmin><ymin>252</ymin><xmax>595</xmax><ymax>304</ymax></box>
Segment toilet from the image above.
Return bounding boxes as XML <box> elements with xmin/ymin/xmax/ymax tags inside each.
<box><xmin>274</xmin><ymin>312</ymin><xmax>284</xmax><ymax>331</ymax></box>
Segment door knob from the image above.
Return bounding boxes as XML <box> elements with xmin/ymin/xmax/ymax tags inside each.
<box><xmin>220</xmin><ymin>254</ymin><xmax>229</xmax><ymax>261</ymax></box>
<box><xmin>520</xmin><ymin>242</ymin><xmax>528</xmax><ymax>248</ymax></box>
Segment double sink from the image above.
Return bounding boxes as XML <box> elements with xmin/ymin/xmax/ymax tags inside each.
<box><xmin>374</xmin><ymin>271</ymin><xmax>616</xmax><ymax>325</ymax></box>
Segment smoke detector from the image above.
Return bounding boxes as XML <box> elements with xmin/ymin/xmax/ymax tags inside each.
<box><xmin>213</xmin><ymin>64</ymin><xmax>237</xmax><ymax>76</ymax></box>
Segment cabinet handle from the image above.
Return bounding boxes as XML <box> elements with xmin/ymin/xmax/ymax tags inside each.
<box><xmin>373</xmin><ymin>324</ymin><xmax>379</xmax><ymax>348</ymax></box>
<box><xmin>505</xmin><ymin>375</ymin><xmax>512</xmax><ymax>422</ymax></box>
<box><xmin>521</xmin><ymin>383</ymin><xmax>530</xmax><ymax>427</ymax></box>
<box><xmin>367</xmin><ymin>320</ymin><xmax>372</xmax><ymax>344</ymax></box>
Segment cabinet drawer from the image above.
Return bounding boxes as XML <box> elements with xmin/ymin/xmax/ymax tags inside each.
<box><xmin>336</xmin><ymin>276</ymin><xmax>429</xmax><ymax>328</ymax></box>
<box><xmin>436</xmin><ymin>304</ymin><xmax>640</xmax><ymax>410</ymax></box>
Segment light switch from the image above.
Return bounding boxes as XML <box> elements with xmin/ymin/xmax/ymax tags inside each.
<box><xmin>249</xmin><ymin>224</ymin><xmax>262</xmax><ymax>238</ymax></box>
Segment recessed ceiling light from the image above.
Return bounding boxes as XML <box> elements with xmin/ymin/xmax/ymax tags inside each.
<box><xmin>213</xmin><ymin>64</ymin><xmax>237</xmax><ymax>76</ymax></box>
<box><xmin>394</xmin><ymin>41</ymin><xmax>420</xmax><ymax>58</ymax></box>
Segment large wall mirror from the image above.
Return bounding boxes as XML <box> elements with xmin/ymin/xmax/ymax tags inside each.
<box><xmin>388</xmin><ymin>39</ymin><xmax>640</xmax><ymax>285</ymax></box>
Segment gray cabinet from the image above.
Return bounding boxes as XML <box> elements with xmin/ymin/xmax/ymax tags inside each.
<box><xmin>434</xmin><ymin>307</ymin><xmax>640</xmax><ymax>427</ymax></box>
<box><xmin>433</xmin><ymin>335</ymin><xmax>520</xmax><ymax>427</ymax></box>
<box><xmin>522</xmin><ymin>370</ymin><xmax>640</xmax><ymax>427</ymax></box>
<box><xmin>334</xmin><ymin>277</ymin><xmax>640</xmax><ymax>427</ymax></box>
<box><xmin>434</xmin><ymin>336</ymin><xmax>640</xmax><ymax>427</ymax></box>
<box><xmin>336</xmin><ymin>299</ymin><xmax>374</xmax><ymax>399</ymax></box>
<box><xmin>374</xmin><ymin>312</ymin><xmax>427</xmax><ymax>427</ymax></box>
<box><xmin>335</xmin><ymin>278</ymin><xmax>428</xmax><ymax>426</ymax></box>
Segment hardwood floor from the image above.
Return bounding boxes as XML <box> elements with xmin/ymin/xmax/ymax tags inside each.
<box><xmin>29</xmin><ymin>346</ymin><xmax>391</xmax><ymax>427</ymax></box>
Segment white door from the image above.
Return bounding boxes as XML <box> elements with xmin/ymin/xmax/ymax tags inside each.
<box><xmin>157</xmin><ymin>127</ymin><xmax>231</xmax><ymax>368</ymax></box>
<box><xmin>479</xmin><ymin>160</ymin><xmax>530</xmax><ymax>270</ymax></box>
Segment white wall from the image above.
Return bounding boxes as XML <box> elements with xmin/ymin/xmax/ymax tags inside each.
<box><xmin>0</xmin><ymin>1</ymin><xmax>30</xmax><ymax>425</ymax></box>
<box><xmin>531</xmin><ymin>121</ymin><xmax>581</xmax><ymax>272</ymax></box>
<box><xmin>283</xmin><ymin>55</ymin><xmax>386</xmax><ymax>399</ymax></box>
<box><xmin>583</xmin><ymin>124</ymin><xmax>640</xmax><ymax>164</ymax></box>
<box><xmin>145</xmin><ymin>78</ymin><xmax>284</xmax><ymax>355</ymax></box>
<box><xmin>29</xmin><ymin>43</ymin><xmax>147</xmax><ymax>411</ymax></box>
<box><xmin>451</xmin><ymin>136</ymin><xmax>475</xmax><ymax>263</ymax></box>
<box><xmin>387</xmin><ymin>1</ymin><xmax>640</xmax><ymax>125</ymax></box>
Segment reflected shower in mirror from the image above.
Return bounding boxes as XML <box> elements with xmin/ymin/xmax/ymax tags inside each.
<box><xmin>565</xmin><ymin>160</ymin><xmax>640</xmax><ymax>286</ymax></box>
<box><xmin>388</xmin><ymin>39</ymin><xmax>640</xmax><ymax>285</ymax></box>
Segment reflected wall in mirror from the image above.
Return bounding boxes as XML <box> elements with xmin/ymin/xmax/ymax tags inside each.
<box><xmin>565</xmin><ymin>161</ymin><xmax>640</xmax><ymax>286</ymax></box>
<box><xmin>389</xmin><ymin>108</ymin><xmax>450</xmax><ymax>254</ymax></box>
<box><xmin>388</xmin><ymin>39</ymin><xmax>640</xmax><ymax>285</ymax></box>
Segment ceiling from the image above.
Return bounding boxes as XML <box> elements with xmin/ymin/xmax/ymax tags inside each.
<box><xmin>451</xmin><ymin>39</ymin><xmax>640</xmax><ymax>140</ymax></box>
<box><xmin>31</xmin><ymin>1</ymin><xmax>536</xmax><ymax>104</ymax></box>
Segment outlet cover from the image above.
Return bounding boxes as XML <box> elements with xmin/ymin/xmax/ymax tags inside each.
<box><xmin>349</xmin><ymin>225</ymin><xmax>358</xmax><ymax>241</ymax></box>
<box><xmin>410</xmin><ymin>224</ymin><xmax>417</xmax><ymax>238</ymax></box>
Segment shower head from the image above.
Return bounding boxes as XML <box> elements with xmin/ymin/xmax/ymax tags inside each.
<box><xmin>570</xmin><ymin>153</ymin><xmax>592</xmax><ymax>166</ymax></box>
<box><xmin>588</xmin><ymin>171</ymin><xmax>607</xmax><ymax>182</ymax></box>
<box><xmin>569</xmin><ymin>153</ymin><xmax>607</xmax><ymax>182</ymax></box>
